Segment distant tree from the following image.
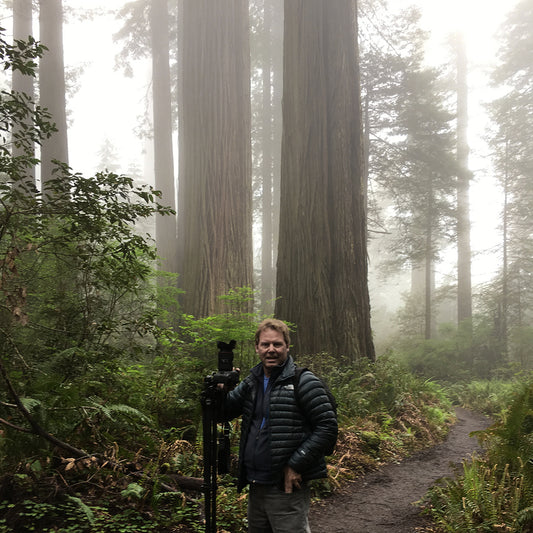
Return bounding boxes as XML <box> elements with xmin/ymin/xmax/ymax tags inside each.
<box><xmin>12</xmin><ymin>0</ymin><xmax>36</xmax><ymax>187</ymax></box>
<box><xmin>487</xmin><ymin>0</ymin><xmax>533</xmax><ymax>362</ymax></box>
<box><xmin>96</xmin><ymin>138</ymin><xmax>120</xmax><ymax>173</ymax></box>
<box><xmin>250</xmin><ymin>0</ymin><xmax>283</xmax><ymax>315</ymax></box>
<box><xmin>455</xmin><ymin>32</ymin><xmax>473</xmax><ymax>331</ymax></box>
<box><xmin>361</xmin><ymin>6</ymin><xmax>457</xmax><ymax>340</ymax></box>
<box><xmin>389</xmin><ymin>66</ymin><xmax>456</xmax><ymax>339</ymax></box>
<box><xmin>177</xmin><ymin>0</ymin><xmax>253</xmax><ymax>317</ymax></box>
<box><xmin>114</xmin><ymin>0</ymin><xmax>178</xmax><ymax>275</ymax></box>
<box><xmin>150</xmin><ymin>0</ymin><xmax>177</xmax><ymax>274</ymax></box>
<box><xmin>275</xmin><ymin>0</ymin><xmax>374</xmax><ymax>360</ymax></box>
<box><xmin>39</xmin><ymin>0</ymin><xmax>68</xmax><ymax>190</ymax></box>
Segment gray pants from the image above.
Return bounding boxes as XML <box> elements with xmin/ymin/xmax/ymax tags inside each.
<box><xmin>247</xmin><ymin>483</ymin><xmax>311</xmax><ymax>533</ymax></box>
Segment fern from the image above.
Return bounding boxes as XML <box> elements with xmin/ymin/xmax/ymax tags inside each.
<box><xmin>65</xmin><ymin>495</ymin><xmax>95</xmax><ymax>525</ymax></box>
<box><xmin>88</xmin><ymin>398</ymin><xmax>152</xmax><ymax>424</ymax></box>
<box><xmin>20</xmin><ymin>397</ymin><xmax>42</xmax><ymax>412</ymax></box>
<box><xmin>516</xmin><ymin>506</ymin><xmax>533</xmax><ymax>529</ymax></box>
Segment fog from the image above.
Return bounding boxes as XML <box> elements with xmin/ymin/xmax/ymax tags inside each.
<box><xmin>5</xmin><ymin>0</ymin><xmax>527</xmax><ymax>352</ymax></box>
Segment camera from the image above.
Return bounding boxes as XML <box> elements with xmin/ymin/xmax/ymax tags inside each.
<box><xmin>208</xmin><ymin>340</ymin><xmax>239</xmax><ymax>389</ymax></box>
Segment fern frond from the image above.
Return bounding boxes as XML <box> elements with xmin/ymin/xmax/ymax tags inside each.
<box><xmin>65</xmin><ymin>495</ymin><xmax>95</xmax><ymax>524</ymax></box>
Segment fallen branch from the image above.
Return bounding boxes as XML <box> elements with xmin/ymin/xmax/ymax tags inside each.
<box><xmin>0</xmin><ymin>356</ymin><xmax>203</xmax><ymax>493</ymax></box>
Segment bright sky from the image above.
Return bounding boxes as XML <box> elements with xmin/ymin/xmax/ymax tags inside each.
<box><xmin>64</xmin><ymin>3</ymin><xmax>149</xmax><ymax>177</ymax></box>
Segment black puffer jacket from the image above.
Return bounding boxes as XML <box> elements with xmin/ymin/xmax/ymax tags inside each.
<box><xmin>224</xmin><ymin>356</ymin><xmax>338</xmax><ymax>491</ymax></box>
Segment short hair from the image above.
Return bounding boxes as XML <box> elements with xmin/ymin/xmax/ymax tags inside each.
<box><xmin>255</xmin><ymin>318</ymin><xmax>290</xmax><ymax>347</ymax></box>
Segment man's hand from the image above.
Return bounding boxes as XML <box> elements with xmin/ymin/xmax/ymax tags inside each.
<box><xmin>283</xmin><ymin>466</ymin><xmax>302</xmax><ymax>493</ymax></box>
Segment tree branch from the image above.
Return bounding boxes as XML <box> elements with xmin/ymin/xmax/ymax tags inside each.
<box><xmin>0</xmin><ymin>356</ymin><xmax>203</xmax><ymax>492</ymax></box>
<box><xmin>0</xmin><ymin>416</ymin><xmax>32</xmax><ymax>433</ymax></box>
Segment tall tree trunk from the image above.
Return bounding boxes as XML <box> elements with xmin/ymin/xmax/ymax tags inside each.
<box><xmin>260</xmin><ymin>0</ymin><xmax>274</xmax><ymax>313</ymax></box>
<box><xmin>12</xmin><ymin>0</ymin><xmax>35</xmax><ymax>187</ymax></box>
<box><xmin>151</xmin><ymin>0</ymin><xmax>177</xmax><ymax>274</ymax></box>
<box><xmin>276</xmin><ymin>0</ymin><xmax>375</xmax><ymax>361</ymax></box>
<box><xmin>39</xmin><ymin>0</ymin><xmax>68</xmax><ymax>191</ymax></box>
<box><xmin>456</xmin><ymin>33</ymin><xmax>472</xmax><ymax>328</ymax></box>
<box><xmin>424</xmin><ymin>225</ymin><xmax>433</xmax><ymax>340</ymax></box>
<box><xmin>270</xmin><ymin>0</ymin><xmax>283</xmax><ymax>297</ymax></box>
<box><xmin>177</xmin><ymin>0</ymin><xmax>253</xmax><ymax>317</ymax></box>
<box><xmin>501</xmin><ymin>138</ymin><xmax>510</xmax><ymax>358</ymax></box>
<box><xmin>259</xmin><ymin>0</ymin><xmax>283</xmax><ymax>315</ymax></box>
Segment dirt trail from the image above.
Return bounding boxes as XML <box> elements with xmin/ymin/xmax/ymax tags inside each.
<box><xmin>309</xmin><ymin>407</ymin><xmax>492</xmax><ymax>533</ymax></box>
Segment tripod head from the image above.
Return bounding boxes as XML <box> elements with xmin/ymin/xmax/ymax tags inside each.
<box><xmin>206</xmin><ymin>340</ymin><xmax>239</xmax><ymax>389</ymax></box>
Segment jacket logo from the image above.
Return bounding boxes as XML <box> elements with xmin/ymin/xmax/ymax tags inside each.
<box><xmin>284</xmin><ymin>384</ymin><xmax>295</xmax><ymax>391</ymax></box>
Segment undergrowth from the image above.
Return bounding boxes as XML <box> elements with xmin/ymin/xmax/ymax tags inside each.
<box><xmin>0</xmin><ymin>351</ymin><xmax>452</xmax><ymax>532</ymax></box>
<box><xmin>422</xmin><ymin>380</ymin><xmax>533</xmax><ymax>532</ymax></box>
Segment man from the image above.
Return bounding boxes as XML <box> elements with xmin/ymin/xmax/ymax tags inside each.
<box><xmin>223</xmin><ymin>318</ymin><xmax>338</xmax><ymax>533</ymax></box>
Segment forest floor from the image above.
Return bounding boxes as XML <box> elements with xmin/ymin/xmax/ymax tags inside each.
<box><xmin>308</xmin><ymin>407</ymin><xmax>492</xmax><ymax>533</ymax></box>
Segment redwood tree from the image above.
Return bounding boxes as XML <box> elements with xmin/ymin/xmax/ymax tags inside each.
<box><xmin>39</xmin><ymin>0</ymin><xmax>68</xmax><ymax>190</ymax></box>
<box><xmin>275</xmin><ymin>0</ymin><xmax>374</xmax><ymax>360</ymax></box>
<box><xmin>12</xmin><ymin>0</ymin><xmax>36</xmax><ymax>187</ymax></box>
<box><xmin>455</xmin><ymin>33</ymin><xmax>473</xmax><ymax>329</ymax></box>
<box><xmin>177</xmin><ymin>0</ymin><xmax>253</xmax><ymax>316</ymax></box>
<box><xmin>151</xmin><ymin>0</ymin><xmax>177</xmax><ymax>274</ymax></box>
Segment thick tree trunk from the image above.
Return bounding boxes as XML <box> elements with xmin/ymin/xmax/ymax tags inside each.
<box><xmin>276</xmin><ymin>0</ymin><xmax>374</xmax><ymax>361</ymax></box>
<box><xmin>177</xmin><ymin>0</ymin><xmax>253</xmax><ymax>317</ymax></box>
<box><xmin>151</xmin><ymin>0</ymin><xmax>178</xmax><ymax>274</ymax></box>
<box><xmin>39</xmin><ymin>0</ymin><xmax>68</xmax><ymax>191</ymax></box>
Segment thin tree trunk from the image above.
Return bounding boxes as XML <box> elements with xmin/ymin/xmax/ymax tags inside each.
<box><xmin>260</xmin><ymin>0</ymin><xmax>274</xmax><ymax>313</ymax></box>
<box><xmin>12</xmin><ymin>0</ymin><xmax>35</xmax><ymax>187</ymax></box>
<box><xmin>39</xmin><ymin>0</ymin><xmax>68</xmax><ymax>191</ymax></box>
<box><xmin>425</xmin><ymin>229</ymin><xmax>433</xmax><ymax>340</ymax></box>
<box><xmin>151</xmin><ymin>0</ymin><xmax>177</xmax><ymax>274</ymax></box>
<box><xmin>501</xmin><ymin>138</ymin><xmax>509</xmax><ymax>358</ymax></box>
<box><xmin>456</xmin><ymin>33</ymin><xmax>472</xmax><ymax>328</ymax></box>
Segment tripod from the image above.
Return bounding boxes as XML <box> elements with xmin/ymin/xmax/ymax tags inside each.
<box><xmin>201</xmin><ymin>341</ymin><xmax>239</xmax><ymax>532</ymax></box>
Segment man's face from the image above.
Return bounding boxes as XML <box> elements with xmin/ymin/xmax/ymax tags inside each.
<box><xmin>256</xmin><ymin>328</ymin><xmax>289</xmax><ymax>377</ymax></box>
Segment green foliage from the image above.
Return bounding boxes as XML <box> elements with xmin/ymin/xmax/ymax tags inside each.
<box><xmin>177</xmin><ymin>287</ymin><xmax>260</xmax><ymax>369</ymax></box>
<box><xmin>388</xmin><ymin>317</ymin><xmax>520</xmax><ymax>382</ymax></box>
<box><xmin>425</xmin><ymin>458</ymin><xmax>531</xmax><ymax>531</ymax></box>
<box><xmin>484</xmin><ymin>382</ymin><xmax>533</xmax><ymax>483</ymax></box>
<box><xmin>424</xmin><ymin>380</ymin><xmax>533</xmax><ymax>531</ymax></box>
<box><xmin>311</xmin><ymin>354</ymin><xmax>449</xmax><ymax>423</ymax></box>
<box><xmin>447</xmin><ymin>379</ymin><xmax>519</xmax><ymax>416</ymax></box>
<box><xmin>214</xmin><ymin>479</ymin><xmax>248</xmax><ymax>533</ymax></box>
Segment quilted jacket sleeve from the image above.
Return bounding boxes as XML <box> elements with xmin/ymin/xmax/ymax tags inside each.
<box><xmin>287</xmin><ymin>371</ymin><xmax>338</xmax><ymax>473</ymax></box>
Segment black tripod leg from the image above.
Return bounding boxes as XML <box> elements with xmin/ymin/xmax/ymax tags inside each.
<box><xmin>202</xmin><ymin>396</ymin><xmax>217</xmax><ymax>533</ymax></box>
<box><xmin>210</xmin><ymin>413</ymin><xmax>217</xmax><ymax>531</ymax></box>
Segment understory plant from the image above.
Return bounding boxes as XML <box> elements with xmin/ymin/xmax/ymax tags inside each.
<box><xmin>424</xmin><ymin>381</ymin><xmax>533</xmax><ymax>531</ymax></box>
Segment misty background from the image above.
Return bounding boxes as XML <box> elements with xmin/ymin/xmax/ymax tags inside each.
<box><xmin>37</xmin><ymin>0</ymin><xmax>518</xmax><ymax>355</ymax></box>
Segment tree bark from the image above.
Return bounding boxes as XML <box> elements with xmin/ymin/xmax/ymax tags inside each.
<box><xmin>151</xmin><ymin>0</ymin><xmax>178</xmax><ymax>275</ymax></box>
<box><xmin>39</xmin><ymin>0</ymin><xmax>68</xmax><ymax>191</ymax></box>
<box><xmin>12</xmin><ymin>0</ymin><xmax>36</xmax><ymax>187</ymax></box>
<box><xmin>276</xmin><ymin>0</ymin><xmax>374</xmax><ymax>361</ymax></box>
<box><xmin>177</xmin><ymin>0</ymin><xmax>253</xmax><ymax>317</ymax></box>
